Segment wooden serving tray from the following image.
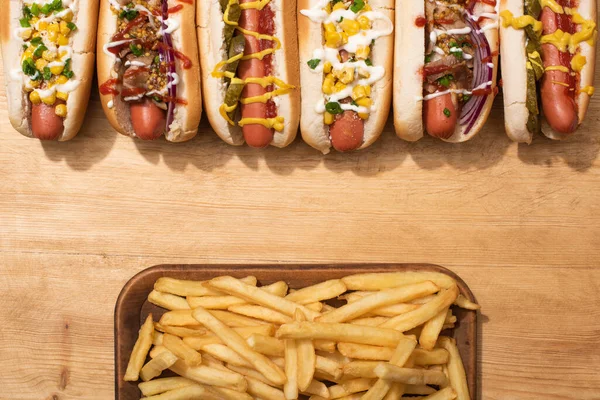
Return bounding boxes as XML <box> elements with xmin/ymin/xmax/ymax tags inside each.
<box><xmin>115</xmin><ymin>263</ymin><xmax>478</xmax><ymax>399</ymax></box>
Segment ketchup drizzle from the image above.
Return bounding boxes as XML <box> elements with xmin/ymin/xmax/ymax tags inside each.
<box><xmin>100</xmin><ymin>78</ymin><xmax>120</xmax><ymax>95</ymax></box>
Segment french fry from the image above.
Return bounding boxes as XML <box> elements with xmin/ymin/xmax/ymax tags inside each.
<box><xmin>412</xmin><ymin>348</ymin><xmax>450</xmax><ymax>365</ymax></box>
<box><xmin>284</xmin><ymin>279</ymin><xmax>347</xmax><ymax>304</ymax></box>
<box><xmin>167</xmin><ymin>358</ymin><xmax>247</xmax><ymax>391</ymax></box>
<box><xmin>284</xmin><ymin>338</ymin><xmax>298</xmax><ymax>399</ymax></box>
<box><xmin>317</xmin><ymin>282</ymin><xmax>439</xmax><ymax>323</ymax></box>
<box><xmin>361</xmin><ymin>335</ymin><xmax>417</xmax><ymax>400</ymax></box>
<box><xmin>421</xmin><ymin>387</ymin><xmax>457</xmax><ymax>400</ymax></box>
<box><xmin>247</xmin><ymin>375</ymin><xmax>286</xmax><ymax>400</ymax></box>
<box><xmin>163</xmin><ymin>333</ymin><xmax>203</xmax><ymax>366</ymax></box>
<box><xmin>153</xmin><ymin>332</ymin><xmax>164</xmax><ymax>346</ymax></box>
<box><xmin>263</xmin><ymin>281</ymin><xmax>289</xmax><ymax>297</ymax></box>
<box><xmin>192</xmin><ymin>306</ymin><xmax>287</xmax><ymax>385</ymax></box>
<box><xmin>330</xmin><ymin>378</ymin><xmax>374</xmax><ymax>398</ymax></box>
<box><xmin>343</xmin><ymin>361</ymin><xmax>380</xmax><ymax>378</ymax></box>
<box><xmin>405</xmin><ymin>384</ymin><xmax>437</xmax><ymax>395</ymax></box>
<box><xmin>229</xmin><ymin>304</ymin><xmax>293</xmax><ymax>324</ymax></box>
<box><xmin>382</xmin><ymin>383</ymin><xmax>404</xmax><ymax>400</ymax></box>
<box><xmin>337</xmin><ymin>343</ymin><xmax>394</xmax><ymax>361</ymax></box>
<box><xmin>315</xmin><ymin>355</ymin><xmax>343</xmax><ymax>380</ymax></box>
<box><xmin>159</xmin><ymin>310</ymin><xmax>202</xmax><ymax>327</ymax></box>
<box><xmin>187</xmin><ymin>295</ymin><xmax>245</xmax><ymax>309</ymax></box>
<box><xmin>140</xmin><ymin>385</ymin><xmax>209</xmax><ymax>400</ymax></box>
<box><xmin>348</xmin><ymin>316</ymin><xmax>390</xmax><ymax>327</ymax></box>
<box><xmin>374</xmin><ymin>363</ymin><xmax>448</xmax><ymax>386</ymax></box>
<box><xmin>341</xmin><ymin>272</ymin><xmax>456</xmax><ymax>291</ymax></box>
<box><xmin>201</xmin><ymin>343</ymin><xmax>253</xmax><ymax>367</ymax></box>
<box><xmin>438</xmin><ymin>337</ymin><xmax>470</xmax><ymax>400</ymax></box>
<box><xmin>154</xmin><ymin>323</ymin><xmax>207</xmax><ymax>338</ymax></box>
<box><xmin>148</xmin><ymin>290</ymin><xmax>191</xmax><ymax>311</ymax></box>
<box><xmin>305</xmin><ymin>302</ymin><xmax>324</xmax><ymax>312</ymax></box>
<box><xmin>209</xmin><ymin>309</ymin><xmax>270</xmax><ymax>327</ymax></box>
<box><xmin>276</xmin><ymin>322</ymin><xmax>404</xmax><ymax>347</ymax></box>
<box><xmin>208</xmin><ymin>276</ymin><xmax>320</xmax><ymax>320</ymax></box>
<box><xmin>305</xmin><ymin>379</ymin><xmax>330</xmax><ymax>398</ymax></box>
<box><xmin>202</xmin><ymin>354</ymin><xmax>226</xmax><ymax>369</ymax></box>
<box><xmin>454</xmin><ymin>295</ymin><xmax>480</xmax><ymax>310</ymax></box>
<box><xmin>380</xmin><ymin>285</ymin><xmax>459</xmax><ymax>332</ymax></box>
<box><xmin>138</xmin><ymin>377</ymin><xmax>196</xmax><ymax>397</ymax></box>
<box><xmin>226</xmin><ymin>364</ymin><xmax>277</xmax><ymax>386</ymax></box>
<box><xmin>183</xmin><ymin>325</ymin><xmax>275</xmax><ymax>349</ymax></box>
<box><xmin>155</xmin><ymin>276</ymin><xmax>257</xmax><ymax>297</ymax></box>
<box><xmin>247</xmin><ymin>334</ymin><xmax>285</xmax><ymax>356</ymax></box>
<box><xmin>139</xmin><ymin>349</ymin><xmax>179</xmax><ymax>382</ymax></box>
<box><xmin>124</xmin><ymin>314</ymin><xmax>154</xmax><ymax>381</ymax></box>
<box><xmin>419</xmin><ymin>308</ymin><xmax>450</xmax><ymax>351</ymax></box>
<box><xmin>209</xmin><ymin>385</ymin><xmax>253</xmax><ymax>400</ymax></box>
<box><xmin>410</xmin><ymin>294</ymin><xmax>438</xmax><ymax>305</ymax></box>
<box><xmin>314</xmin><ymin>339</ymin><xmax>337</xmax><ymax>353</ymax></box>
<box><xmin>370</xmin><ymin>303</ymin><xmax>421</xmax><ymax>317</ymax></box>
<box><xmin>294</xmin><ymin>309</ymin><xmax>316</xmax><ymax>392</ymax></box>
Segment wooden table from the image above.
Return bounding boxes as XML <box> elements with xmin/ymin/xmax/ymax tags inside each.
<box><xmin>1</xmin><ymin>56</ymin><xmax>600</xmax><ymax>399</ymax></box>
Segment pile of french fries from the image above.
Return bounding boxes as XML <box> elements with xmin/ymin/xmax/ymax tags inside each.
<box><xmin>123</xmin><ymin>272</ymin><xmax>480</xmax><ymax>400</ymax></box>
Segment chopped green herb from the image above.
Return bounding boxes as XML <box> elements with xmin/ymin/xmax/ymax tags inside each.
<box><xmin>41</xmin><ymin>4</ymin><xmax>51</xmax><ymax>14</ymax></box>
<box><xmin>307</xmin><ymin>58</ymin><xmax>321</xmax><ymax>69</ymax></box>
<box><xmin>43</xmin><ymin>66</ymin><xmax>52</xmax><ymax>80</ymax></box>
<box><xmin>438</xmin><ymin>75</ymin><xmax>451</xmax><ymax>87</ymax></box>
<box><xmin>19</xmin><ymin>17</ymin><xmax>31</xmax><ymax>28</ymax></box>
<box><xmin>51</xmin><ymin>0</ymin><xmax>63</xmax><ymax>12</ymax></box>
<box><xmin>33</xmin><ymin>45</ymin><xmax>47</xmax><ymax>58</ymax></box>
<box><xmin>22</xmin><ymin>44</ymin><xmax>29</xmax><ymax>50</ymax></box>
<box><xmin>331</xmin><ymin>0</ymin><xmax>342</xmax><ymax>4</ymax></box>
<box><xmin>461</xmin><ymin>41</ymin><xmax>473</xmax><ymax>48</ymax></box>
<box><xmin>62</xmin><ymin>58</ymin><xmax>74</xmax><ymax>78</ymax></box>
<box><xmin>22</xmin><ymin>57</ymin><xmax>36</xmax><ymax>76</ymax></box>
<box><xmin>443</xmin><ymin>108</ymin><xmax>451</xmax><ymax>117</ymax></box>
<box><xmin>130</xmin><ymin>43</ymin><xmax>143</xmax><ymax>56</ymax></box>
<box><xmin>23</xmin><ymin>5</ymin><xmax>32</xmax><ymax>19</ymax></box>
<box><xmin>449</xmin><ymin>41</ymin><xmax>457</xmax><ymax>48</ymax></box>
<box><xmin>365</xmin><ymin>58</ymin><xmax>372</xmax><ymax>66</ymax></box>
<box><xmin>462</xmin><ymin>94</ymin><xmax>471</xmax><ymax>102</ymax></box>
<box><xmin>30</xmin><ymin>37</ymin><xmax>43</xmax><ymax>45</ymax></box>
<box><xmin>153</xmin><ymin>96</ymin><xmax>162</xmax><ymax>102</ymax></box>
<box><xmin>325</xmin><ymin>101</ymin><xmax>343</xmax><ymax>114</ymax></box>
<box><xmin>424</xmin><ymin>54</ymin><xmax>432</xmax><ymax>63</ymax></box>
<box><xmin>31</xmin><ymin>3</ymin><xmax>40</xmax><ymax>16</ymax></box>
<box><xmin>154</xmin><ymin>55</ymin><xmax>160</xmax><ymax>64</ymax></box>
<box><xmin>67</xmin><ymin>22</ymin><xmax>77</xmax><ymax>31</ymax></box>
<box><xmin>371</xmin><ymin>39</ymin><xmax>375</xmax><ymax>46</ymax></box>
<box><xmin>119</xmin><ymin>9</ymin><xmax>139</xmax><ymax>21</ymax></box>
<box><xmin>350</xmin><ymin>0</ymin><xmax>365</xmax><ymax>13</ymax></box>
<box><xmin>450</xmin><ymin>48</ymin><xmax>463</xmax><ymax>60</ymax></box>
<box><xmin>339</xmin><ymin>16</ymin><xmax>344</xmax><ymax>22</ymax></box>
<box><xmin>351</xmin><ymin>100</ymin><xmax>358</xmax><ymax>106</ymax></box>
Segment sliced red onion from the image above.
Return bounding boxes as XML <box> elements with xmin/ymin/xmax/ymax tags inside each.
<box><xmin>161</xmin><ymin>0</ymin><xmax>177</xmax><ymax>130</ymax></box>
<box><xmin>458</xmin><ymin>12</ymin><xmax>494</xmax><ymax>136</ymax></box>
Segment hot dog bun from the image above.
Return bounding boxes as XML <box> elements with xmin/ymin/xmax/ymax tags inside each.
<box><xmin>298</xmin><ymin>0</ymin><xmax>394</xmax><ymax>154</ymax></box>
<box><xmin>197</xmin><ymin>0</ymin><xmax>299</xmax><ymax>148</ymax></box>
<box><xmin>97</xmin><ymin>0</ymin><xmax>202</xmax><ymax>142</ymax></box>
<box><xmin>394</xmin><ymin>0</ymin><xmax>499</xmax><ymax>143</ymax></box>
<box><xmin>0</xmin><ymin>0</ymin><xmax>98</xmax><ymax>141</ymax></box>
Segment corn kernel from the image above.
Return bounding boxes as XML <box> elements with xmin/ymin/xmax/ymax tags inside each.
<box><xmin>59</xmin><ymin>21</ymin><xmax>71</xmax><ymax>35</ymax></box>
<box><xmin>324</xmin><ymin>3</ymin><xmax>332</xmax><ymax>13</ymax></box>
<box><xmin>337</xmin><ymin>67</ymin><xmax>355</xmax><ymax>84</ymax></box>
<box><xmin>22</xmin><ymin>47</ymin><xmax>34</xmax><ymax>60</ymax></box>
<box><xmin>341</xmin><ymin>32</ymin><xmax>348</xmax><ymax>45</ymax></box>
<box><xmin>42</xmin><ymin>50</ymin><xmax>57</xmax><ymax>61</ymax></box>
<box><xmin>364</xmin><ymin>4</ymin><xmax>372</xmax><ymax>11</ymax></box>
<box><xmin>333</xmin><ymin>1</ymin><xmax>346</xmax><ymax>10</ymax></box>
<box><xmin>29</xmin><ymin>91</ymin><xmax>41</xmax><ymax>104</ymax></box>
<box><xmin>324</xmin><ymin>23</ymin><xmax>337</xmax><ymax>33</ymax></box>
<box><xmin>55</xmin><ymin>104</ymin><xmax>67</xmax><ymax>118</ymax></box>
<box><xmin>356</xmin><ymin>97</ymin><xmax>372</xmax><ymax>107</ymax></box>
<box><xmin>358</xmin><ymin>112</ymin><xmax>369</xmax><ymax>119</ymax></box>
<box><xmin>324</xmin><ymin>112</ymin><xmax>334</xmax><ymax>125</ymax></box>
<box><xmin>35</xmin><ymin>58</ymin><xmax>48</xmax><ymax>71</ymax></box>
<box><xmin>352</xmin><ymin>85</ymin><xmax>367</xmax><ymax>100</ymax></box>
<box><xmin>62</xmin><ymin>10</ymin><xmax>73</xmax><ymax>22</ymax></box>
<box><xmin>358</xmin><ymin>67</ymin><xmax>370</xmax><ymax>78</ymax></box>
<box><xmin>340</xmin><ymin>19</ymin><xmax>360</xmax><ymax>36</ymax></box>
<box><xmin>20</xmin><ymin>29</ymin><xmax>32</xmax><ymax>40</ymax></box>
<box><xmin>334</xmin><ymin>82</ymin><xmax>346</xmax><ymax>92</ymax></box>
<box><xmin>48</xmin><ymin>22</ymin><xmax>60</xmax><ymax>33</ymax></box>
<box><xmin>325</xmin><ymin>31</ymin><xmax>342</xmax><ymax>48</ymax></box>
<box><xmin>57</xmin><ymin>34</ymin><xmax>69</xmax><ymax>46</ymax></box>
<box><xmin>322</xmin><ymin>74</ymin><xmax>335</xmax><ymax>95</ymax></box>
<box><xmin>30</xmin><ymin>17</ymin><xmax>39</xmax><ymax>25</ymax></box>
<box><xmin>29</xmin><ymin>79</ymin><xmax>41</xmax><ymax>88</ymax></box>
<box><xmin>38</xmin><ymin>21</ymin><xmax>49</xmax><ymax>30</ymax></box>
<box><xmin>323</xmin><ymin>61</ymin><xmax>332</xmax><ymax>73</ymax></box>
<box><xmin>50</xmin><ymin>65</ymin><xmax>64</xmax><ymax>75</ymax></box>
<box><xmin>358</xmin><ymin>16</ymin><xmax>371</xmax><ymax>30</ymax></box>
<box><xmin>356</xmin><ymin>45</ymin><xmax>370</xmax><ymax>59</ymax></box>
<box><xmin>56</xmin><ymin>91</ymin><xmax>69</xmax><ymax>101</ymax></box>
<box><xmin>41</xmin><ymin>93</ymin><xmax>56</xmax><ymax>105</ymax></box>
<box><xmin>57</xmin><ymin>75</ymin><xmax>69</xmax><ymax>84</ymax></box>
<box><xmin>364</xmin><ymin>85</ymin><xmax>371</xmax><ymax>96</ymax></box>
<box><xmin>48</xmin><ymin>30</ymin><xmax>59</xmax><ymax>43</ymax></box>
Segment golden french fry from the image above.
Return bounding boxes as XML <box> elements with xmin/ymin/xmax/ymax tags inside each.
<box><xmin>420</xmin><ymin>387</ymin><xmax>457</xmax><ymax>400</ymax></box>
<box><xmin>382</xmin><ymin>383</ymin><xmax>404</xmax><ymax>400</ymax></box>
<box><xmin>343</xmin><ymin>361</ymin><xmax>380</xmax><ymax>378</ymax></box>
<box><xmin>305</xmin><ymin>302</ymin><xmax>324</xmax><ymax>312</ymax></box>
<box><xmin>201</xmin><ymin>343</ymin><xmax>253</xmax><ymax>367</ymax></box>
<box><xmin>202</xmin><ymin>354</ymin><xmax>226</xmax><ymax>369</ymax></box>
<box><xmin>153</xmin><ymin>332</ymin><xmax>164</xmax><ymax>346</ymax></box>
<box><xmin>159</xmin><ymin>310</ymin><xmax>202</xmax><ymax>327</ymax></box>
<box><xmin>438</xmin><ymin>337</ymin><xmax>470</xmax><ymax>400</ymax></box>
<box><xmin>229</xmin><ymin>304</ymin><xmax>293</xmax><ymax>324</ymax></box>
<box><xmin>154</xmin><ymin>323</ymin><xmax>207</xmax><ymax>337</ymax></box>
<box><xmin>328</xmin><ymin>378</ymin><xmax>374</xmax><ymax>398</ymax></box>
<box><xmin>263</xmin><ymin>281</ymin><xmax>289</xmax><ymax>297</ymax></box>
<box><xmin>163</xmin><ymin>333</ymin><xmax>203</xmax><ymax>366</ymax></box>
<box><xmin>276</xmin><ymin>322</ymin><xmax>404</xmax><ymax>347</ymax></box>
<box><xmin>404</xmin><ymin>384</ymin><xmax>436</xmax><ymax>395</ymax></box>
<box><xmin>380</xmin><ymin>285</ymin><xmax>459</xmax><ymax>332</ymax></box>
<box><xmin>305</xmin><ymin>379</ymin><xmax>330</xmax><ymax>398</ymax></box>
<box><xmin>341</xmin><ymin>272</ymin><xmax>456</xmax><ymax>291</ymax></box>
<box><xmin>419</xmin><ymin>308</ymin><xmax>450</xmax><ymax>351</ymax></box>
<box><xmin>314</xmin><ymin>339</ymin><xmax>337</xmax><ymax>353</ymax></box>
<box><xmin>284</xmin><ymin>338</ymin><xmax>298</xmax><ymax>399</ymax></box>
<box><xmin>284</xmin><ymin>279</ymin><xmax>347</xmax><ymax>305</ymax></box>
<box><xmin>148</xmin><ymin>290</ymin><xmax>191</xmax><ymax>311</ymax></box>
<box><xmin>167</xmin><ymin>358</ymin><xmax>247</xmax><ymax>391</ymax></box>
<box><xmin>337</xmin><ymin>343</ymin><xmax>394</xmax><ymax>361</ymax></box>
<box><xmin>138</xmin><ymin>377</ymin><xmax>196</xmax><ymax>397</ymax></box>
<box><xmin>412</xmin><ymin>348</ymin><xmax>449</xmax><ymax>365</ymax></box>
<box><xmin>192</xmin><ymin>306</ymin><xmax>287</xmax><ymax>386</ymax></box>
<box><xmin>410</xmin><ymin>294</ymin><xmax>438</xmax><ymax>305</ymax></box>
<box><xmin>183</xmin><ymin>325</ymin><xmax>275</xmax><ymax>350</ymax></box>
<box><xmin>209</xmin><ymin>385</ymin><xmax>253</xmax><ymax>400</ymax></box>
<box><xmin>209</xmin><ymin>309</ymin><xmax>270</xmax><ymax>327</ymax></box>
<box><xmin>208</xmin><ymin>276</ymin><xmax>320</xmax><ymax>320</ymax></box>
<box><xmin>140</xmin><ymin>385</ymin><xmax>209</xmax><ymax>400</ymax></box>
<box><xmin>155</xmin><ymin>276</ymin><xmax>257</xmax><ymax>297</ymax></box>
<box><xmin>454</xmin><ymin>295</ymin><xmax>480</xmax><ymax>310</ymax></box>
<box><xmin>140</xmin><ymin>349</ymin><xmax>179</xmax><ymax>382</ymax></box>
<box><xmin>315</xmin><ymin>355</ymin><xmax>343</xmax><ymax>380</ymax></box>
<box><xmin>124</xmin><ymin>314</ymin><xmax>155</xmax><ymax>381</ymax></box>
<box><xmin>348</xmin><ymin>316</ymin><xmax>390</xmax><ymax>327</ymax></box>
<box><xmin>226</xmin><ymin>364</ymin><xmax>276</xmax><ymax>386</ymax></box>
<box><xmin>187</xmin><ymin>295</ymin><xmax>245</xmax><ymax>310</ymax></box>
<box><xmin>247</xmin><ymin>375</ymin><xmax>286</xmax><ymax>400</ymax></box>
<box><xmin>321</xmin><ymin>304</ymin><xmax>336</xmax><ymax>313</ymax></box>
<box><xmin>247</xmin><ymin>334</ymin><xmax>285</xmax><ymax>356</ymax></box>
<box><xmin>374</xmin><ymin>363</ymin><xmax>448</xmax><ymax>386</ymax></box>
<box><xmin>369</xmin><ymin>303</ymin><xmax>421</xmax><ymax>317</ymax></box>
<box><xmin>317</xmin><ymin>282</ymin><xmax>439</xmax><ymax>323</ymax></box>
<box><xmin>294</xmin><ymin>309</ymin><xmax>316</xmax><ymax>392</ymax></box>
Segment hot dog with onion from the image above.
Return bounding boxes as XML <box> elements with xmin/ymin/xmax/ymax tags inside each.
<box><xmin>97</xmin><ymin>0</ymin><xmax>201</xmax><ymax>142</ymax></box>
<box><xmin>500</xmin><ymin>0</ymin><xmax>596</xmax><ymax>142</ymax></box>
<box><xmin>198</xmin><ymin>0</ymin><xmax>299</xmax><ymax>148</ymax></box>
<box><xmin>394</xmin><ymin>0</ymin><xmax>499</xmax><ymax>142</ymax></box>
<box><xmin>1</xmin><ymin>0</ymin><xmax>98</xmax><ymax>141</ymax></box>
<box><xmin>298</xmin><ymin>0</ymin><xmax>394</xmax><ymax>154</ymax></box>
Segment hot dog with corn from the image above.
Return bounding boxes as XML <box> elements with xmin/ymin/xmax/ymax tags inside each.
<box><xmin>1</xmin><ymin>0</ymin><xmax>98</xmax><ymax>140</ymax></box>
<box><xmin>97</xmin><ymin>0</ymin><xmax>202</xmax><ymax>142</ymax></box>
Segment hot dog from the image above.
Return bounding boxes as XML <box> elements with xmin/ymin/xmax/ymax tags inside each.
<box><xmin>394</xmin><ymin>0</ymin><xmax>499</xmax><ymax>142</ymax></box>
<box><xmin>198</xmin><ymin>0</ymin><xmax>299</xmax><ymax>148</ymax></box>
<box><xmin>0</xmin><ymin>0</ymin><xmax>98</xmax><ymax>141</ymax></box>
<box><xmin>97</xmin><ymin>0</ymin><xmax>202</xmax><ymax>142</ymax></box>
<box><xmin>298</xmin><ymin>0</ymin><xmax>394</xmax><ymax>154</ymax></box>
<box><xmin>499</xmin><ymin>0</ymin><xmax>597</xmax><ymax>142</ymax></box>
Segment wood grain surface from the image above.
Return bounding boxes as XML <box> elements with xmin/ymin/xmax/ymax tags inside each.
<box><xmin>1</xmin><ymin>45</ymin><xmax>600</xmax><ymax>400</ymax></box>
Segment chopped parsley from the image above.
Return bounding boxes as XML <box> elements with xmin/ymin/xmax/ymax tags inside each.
<box><xmin>22</xmin><ymin>44</ymin><xmax>29</xmax><ymax>50</ymax></box>
<box><xmin>31</xmin><ymin>3</ymin><xmax>41</xmax><ymax>16</ymax></box>
<box><xmin>119</xmin><ymin>9</ymin><xmax>139</xmax><ymax>21</ymax></box>
<box><xmin>62</xmin><ymin>58</ymin><xmax>74</xmax><ymax>78</ymax></box>
<box><xmin>443</xmin><ymin>108</ymin><xmax>451</xmax><ymax>117</ymax></box>
<box><xmin>350</xmin><ymin>0</ymin><xmax>365</xmax><ymax>13</ymax></box>
<box><xmin>307</xmin><ymin>58</ymin><xmax>321</xmax><ymax>69</ymax></box>
<box><xmin>325</xmin><ymin>101</ymin><xmax>343</xmax><ymax>114</ymax></box>
<box><xmin>42</xmin><ymin>66</ymin><xmax>52</xmax><ymax>80</ymax></box>
<box><xmin>425</xmin><ymin>54</ymin><xmax>432</xmax><ymax>63</ymax></box>
<box><xmin>463</xmin><ymin>94</ymin><xmax>471</xmax><ymax>102</ymax></box>
<box><xmin>22</xmin><ymin>57</ymin><xmax>36</xmax><ymax>76</ymax></box>
<box><xmin>67</xmin><ymin>22</ymin><xmax>77</xmax><ymax>31</ymax></box>
<box><xmin>33</xmin><ymin>44</ymin><xmax>48</xmax><ymax>58</ymax></box>
<box><xmin>365</xmin><ymin>58</ymin><xmax>372</xmax><ymax>66</ymax></box>
<box><xmin>19</xmin><ymin>17</ymin><xmax>31</xmax><ymax>27</ymax></box>
<box><xmin>130</xmin><ymin>43</ymin><xmax>143</xmax><ymax>56</ymax></box>
<box><xmin>30</xmin><ymin>37</ymin><xmax>43</xmax><ymax>46</ymax></box>
<box><xmin>438</xmin><ymin>75</ymin><xmax>453</xmax><ymax>88</ymax></box>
